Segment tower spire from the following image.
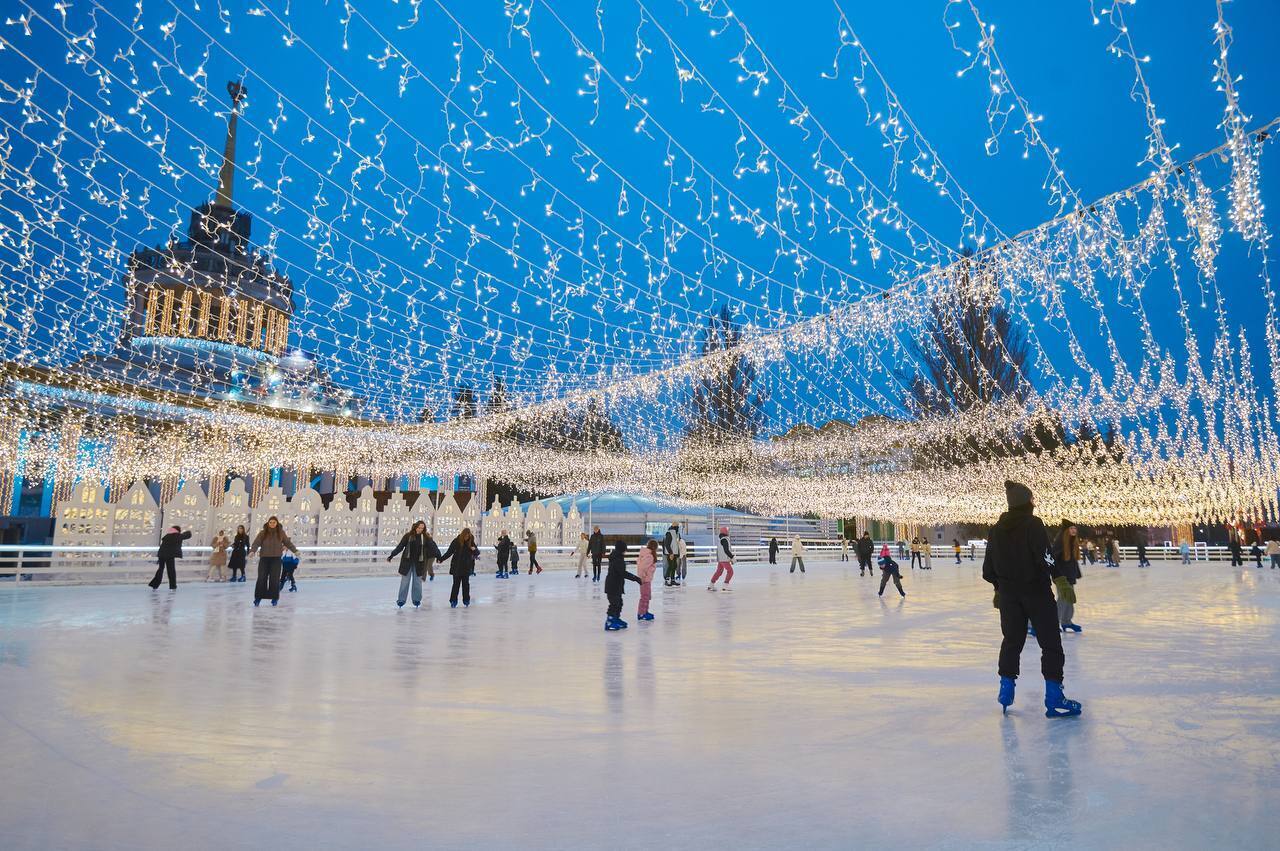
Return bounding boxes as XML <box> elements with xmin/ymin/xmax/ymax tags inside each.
<box><xmin>215</xmin><ymin>81</ymin><xmax>247</xmax><ymax>210</ymax></box>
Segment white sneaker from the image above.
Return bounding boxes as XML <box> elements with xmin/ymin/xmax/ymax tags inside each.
<box><xmin>707</xmin><ymin>584</ymin><xmax>716</xmax><ymax>591</ymax></box>
<box><xmin>721</xmin><ymin>585</ymin><xmax>732</xmax><ymax>591</ymax></box>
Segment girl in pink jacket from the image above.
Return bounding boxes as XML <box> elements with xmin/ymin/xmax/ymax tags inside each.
<box><xmin>635</xmin><ymin>540</ymin><xmax>658</xmax><ymax>621</ymax></box>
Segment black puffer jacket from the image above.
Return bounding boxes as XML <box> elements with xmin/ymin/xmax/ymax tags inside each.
<box><xmin>441</xmin><ymin>536</ymin><xmax>480</xmax><ymax>576</ymax></box>
<box><xmin>157</xmin><ymin>529</ymin><xmax>192</xmax><ymax>560</ymax></box>
<box><xmin>982</xmin><ymin>505</ymin><xmax>1056</xmax><ymax>592</ymax></box>
<box><xmin>856</xmin><ymin>535</ymin><xmax>874</xmax><ymax>559</ymax></box>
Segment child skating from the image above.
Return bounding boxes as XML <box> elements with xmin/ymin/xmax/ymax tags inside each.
<box><xmin>604</xmin><ymin>541</ymin><xmax>641</xmax><ymax>631</ymax></box>
<box><xmin>708</xmin><ymin>526</ymin><xmax>735</xmax><ymax>590</ymax></box>
<box><xmin>878</xmin><ymin>550</ymin><xmax>906</xmax><ymax>598</ymax></box>
<box><xmin>635</xmin><ymin>540</ymin><xmax>657</xmax><ymax>621</ymax></box>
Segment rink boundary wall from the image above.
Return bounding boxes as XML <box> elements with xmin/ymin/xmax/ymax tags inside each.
<box><xmin>0</xmin><ymin>542</ymin><xmax>1252</xmax><ymax>585</ymax></box>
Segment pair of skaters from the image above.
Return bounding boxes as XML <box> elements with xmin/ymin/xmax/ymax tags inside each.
<box><xmin>605</xmin><ymin>527</ymin><xmax>735</xmax><ymax>630</ymax></box>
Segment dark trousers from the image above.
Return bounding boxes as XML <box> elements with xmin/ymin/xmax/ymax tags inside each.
<box><xmin>858</xmin><ymin>555</ymin><xmax>872</xmax><ymax>573</ymax></box>
<box><xmin>664</xmin><ymin>555</ymin><xmax>679</xmax><ymax>583</ymax></box>
<box><xmin>769</xmin><ymin>552</ymin><xmax>777</xmax><ymax>564</ymax></box>
<box><xmin>255</xmin><ymin>556</ymin><xmax>282</xmax><ymax>603</ymax></box>
<box><xmin>449</xmin><ymin>572</ymin><xmax>471</xmax><ymax>605</ymax></box>
<box><xmin>998</xmin><ymin>589</ymin><xmax>1065</xmax><ymax>682</ymax></box>
<box><xmin>497</xmin><ymin>553</ymin><xmax>508</xmax><ymax>575</ymax></box>
<box><xmin>910</xmin><ymin>553</ymin><xmax>923</xmax><ymax>568</ymax></box>
<box><xmin>527</xmin><ymin>551</ymin><xmax>540</xmax><ymax>573</ymax></box>
<box><xmin>1230</xmin><ymin>548</ymin><xmax>1243</xmax><ymax>566</ymax></box>
<box><xmin>149</xmin><ymin>557</ymin><xmax>177</xmax><ymax>589</ymax></box>
<box><xmin>281</xmin><ymin>563</ymin><xmax>297</xmax><ymax>589</ymax></box>
<box><xmin>878</xmin><ymin>568</ymin><xmax>904</xmax><ymax>596</ymax></box>
<box><xmin>607</xmin><ymin>590</ymin><xmax>623</xmax><ymax>618</ymax></box>
<box><xmin>592</xmin><ymin>556</ymin><xmax>602</xmax><ymax>581</ymax></box>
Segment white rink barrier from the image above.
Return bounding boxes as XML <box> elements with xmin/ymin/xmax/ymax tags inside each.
<box><xmin>0</xmin><ymin>540</ymin><xmax>1252</xmax><ymax>585</ymax></box>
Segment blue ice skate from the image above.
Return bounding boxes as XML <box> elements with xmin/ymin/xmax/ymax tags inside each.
<box><xmin>450</xmin><ymin>601</ymin><xmax>458</xmax><ymax>608</ymax></box>
<box><xmin>639</xmin><ymin>612</ymin><xmax>655</xmax><ymax>621</ymax></box>
<box><xmin>605</xmin><ymin>616</ymin><xmax>623</xmax><ymax>631</ymax></box>
<box><xmin>1061</xmin><ymin>622</ymin><xmax>1082</xmax><ymax>633</ymax></box>
<box><xmin>998</xmin><ymin>676</ymin><xmax>1015</xmax><ymax>714</ymax></box>
<box><xmin>1044</xmin><ymin>681</ymin><xmax>1082</xmax><ymax>718</ymax></box>
<box><xmin>615</xmin><ymin>618</ymin><xmax>628</xmax><ymax>628</ymax></box>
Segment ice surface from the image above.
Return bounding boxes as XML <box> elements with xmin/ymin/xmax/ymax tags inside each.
<box><xmin>1</xmin><ymin>560</ymin><xmax>1278</xmax><ymax>849</ymax></box>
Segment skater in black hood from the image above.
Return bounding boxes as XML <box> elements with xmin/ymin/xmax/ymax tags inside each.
<box><xmin>983</xmin><ymin>480</ymin><xmax>1082</xmax><ymax>718</ymax></box>
<box><xmin>856</xmin><ymin>532</ymin><xmax>874</xmax><ymax>576</ymax></box>
<box><xmin>604</xmin><ymin>541</ymin><xmax>641</xmax><ymax>631</ymax></box>
<box><xmin>589</xmin><ymin>526</ymin><xmax>606</xmax><ymax>582</ymax></box>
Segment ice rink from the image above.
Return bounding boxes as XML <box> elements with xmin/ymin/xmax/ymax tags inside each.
<box><xmin>1</xmin><ymin>559</ymin><xmax>1277</xmax><ymax>850</ymax></box>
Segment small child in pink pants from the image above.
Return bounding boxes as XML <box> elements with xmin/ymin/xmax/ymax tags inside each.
<box><xmin>636</xmin><ymin>540</ymin><xmax>658</xmax><ymax>621</ymax></box>
<box><xmin>709</xmin><ymin>526</ymin><xmax>735</xmax><ymax>590</ymax></box>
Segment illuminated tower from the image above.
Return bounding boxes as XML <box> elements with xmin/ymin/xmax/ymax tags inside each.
<box><xmin>120</xmin><ymin>81</ymin><xmax>293</xmax><ymax>360</ymax></box>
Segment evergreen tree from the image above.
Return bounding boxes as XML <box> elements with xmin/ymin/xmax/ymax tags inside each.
<box><xmin>687</xmin><ymin>305</ymin><xmax>764</xmax><ymax>442</ymax></box>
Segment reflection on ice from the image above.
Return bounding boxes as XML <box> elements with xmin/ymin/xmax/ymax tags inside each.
<box><xmin>1</xmin><ymin>562</ymin><xmax>1277</xmax><ymax>849</ymax></box>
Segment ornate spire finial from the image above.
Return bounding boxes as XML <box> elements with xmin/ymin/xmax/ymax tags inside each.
<box><xmin>215</xmin><ymin>80</ymin><xmax>247</xmax><ymax>209</ymax></box>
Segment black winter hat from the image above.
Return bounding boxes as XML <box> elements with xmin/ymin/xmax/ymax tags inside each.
<box><xmin>1005</xmin><ymin>480</ymin><xmax>1033</xmax><ymax>509</ymax></box>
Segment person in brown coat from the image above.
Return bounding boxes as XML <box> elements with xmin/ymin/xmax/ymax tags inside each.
<box><xmin>249</xmin><ymin>516</ymin><xmax>299</xmax><ymax>607</ymax></box>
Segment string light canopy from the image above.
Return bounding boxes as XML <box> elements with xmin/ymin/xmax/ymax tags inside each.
<box><xmin>0</xmin><ymin>0</ymin><xmax>1278</xmax><ymax>528</ymax></box>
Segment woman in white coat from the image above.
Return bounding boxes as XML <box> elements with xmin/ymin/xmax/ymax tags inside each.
<box><xmin>790</xmin><ymin>537</ymin><xmax>806</xmax><ymax>573</ymax></box>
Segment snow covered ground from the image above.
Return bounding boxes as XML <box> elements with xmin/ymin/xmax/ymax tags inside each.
<box><xmin>1</xmin><ymin>559</ymin><xmax>1277</xmax><ymax>850</ymax></box>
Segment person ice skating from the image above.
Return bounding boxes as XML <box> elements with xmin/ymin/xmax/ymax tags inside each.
<box><xmin>1136</xmin><ymin>538</ymin><xmax>1151</xmax><ymax>567</ymax></box>
<box><xmin>1054</xmin><ymin>521</ymin><xmax>1083</xmax><ymax>633</ymax></box>
<box><xmin>923</xmin><ymin>540</ymin><xmax>933</xmax><ymax>569</ymax></box>
<box><xmin>250</xmin><ymin>516</ymin><xmax>299</xmax><ymax>607</ymax></box>
<box><xmin>509</xmin><ymin>539</ymin><xmax>521</xmax><ymax>576</ymax></box>
<box><xmin>388</xmin><ymin>520</ymin><xmax>438</xmax><ymax>607</ymax></box>
<box><xmin>663</xmin><ymin>523</ymin><xmax>682</xmax><ymax>586</ymax></box>
<box><xmin>525</xmin><ymin>529</ymin><xmax>541</xmax><ymax>574</ymax></box>
<box><xmin>1084</xmin><ymin>540</ymin><xmax>1096</xmax><ymax>565</ymax></box>
<box><xmin>604</xmin><ymin>541</ymin><xmax>641</xmax><ymax>630</ymax></box>
<box><xmin>149</xmin><ymin>525</ymin><xmax>192</xmax><ymax>590</ymax></box>
<box><xmin>589</xmin><ymin>526</ymin><xmax>605</xmax><ymax>582</ymax></box>
<box><xmin>228</xmin><ymin>525</ymin><xmax>250</xmax><ymax>582</ymax></box>
<box><xmin>768</xmin><ymin>536</ymin><xmax>779</xmax><ymax>565</ymax></box>
<box><xmin>636</xmin><ymin>540</ymin><xmax>657</xmax><ymax>620</ymax></box>
<box><xmin>789</xmin><ymin>536</ymin><xmax>806</xmax><ymax>573</ymax></box>
<box><xmin>1229</xmin><ymin>532</ymin><xmax>1244</xmax><ymax>566</ymax></box>
<box><xmin>840</xmin><ymin>536</ymin><xmax>849</xmax><ymax>562</ymax></box>
<box><xmin>677</xmin><ymin>531</ymin><xmax>689</xmax><ymax>582</ymax></box>
<box><xmin>709</xmin><ymin>526</ymin><xmax>735</xmax><ymax>590</ymax></box>
<box><xmin>1250</xmin><ymin>540</ymin><xmax>1263</xmax><ymax>568</ymax></box>
<box><xmin>281</xmin><ymin>551</ymin><xmax>300</xmax><ymax>592</ymax></box>
<box><xmin>910</xmin><ymin>538</ymin><xmax>923</xmax><ymax>569</ymax></box>
<box><xmin>983</xmin><ymin>480</ymin><xmax>1082</xmax><ymax>719</ymax></box>
<box><xmin>953</xmin><ymin>538</ymin><xmax>963</xmax><ymax>564</ymax></box>
<box><xmin>442</xmin><ymin>528</ymin><xmax>481</xmax><ymax>607</ymax></box>
<box><xmin>495</xmin><ymin>530</ymin><xmax>513</xmax><ymax>578</ymax></box>
<box><xmin>1267</xmin><ymin>538</ymin><xmax>1280</xmax><ymax>569</ymax></box>
<box><xmin>878</xmin><ymin>551</ymin><xmax>906</xmax><ymax>598</ymax></box>
<box><xmin>1180</xmin><ymin>539</ymin><xmax>1191</xmax><ymax>564</ymax></box>
<box><xmin>207</xmin><ymin>529</ymin><xmax>229</xmax><ymax>582</ymax></box>
<box><xmin>857</xmin><ymin>531</ymin><xmax>874</xmax><ymax>576</ymax></box>
<box><xmin>574</xmin><ymin>531</ymin><xmax>590</xmax><ymax>578</ymax></box>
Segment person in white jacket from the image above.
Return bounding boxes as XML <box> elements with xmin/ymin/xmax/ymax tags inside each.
<box><xmin>677</xmin><ymin>533</ymin><xmax>689</xmax><ymax>582</ymax></box>
<box><xmin>708</xmin><ymin>526</ymin><xmax>735</xmax><ymax>590</ymax></box>
<box><xmin>790</xmin><ymin>537</ymin><xmax>806</xmax><ymax>573</ymax></box>
<box><xmin>573</xmin><ymin>531</ymin><xmax>590</xmax><ymax>578</ymax></box>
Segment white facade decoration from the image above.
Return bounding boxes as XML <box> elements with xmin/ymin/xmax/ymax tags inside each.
<box><xmin>352</xmin><ymin>486</ymin><xmax>380</xmax><ymax>548</ymax></box>
<box><xmin>162</xmin><ymin>480</ymin><xmax>209</xmax><ymax>544</ymax></box>
<box><xmin>212</xmin><ymin>478</ymin><xmax>251</xmax><ymax>540</ymax></box>
<box><xmin>433</xmin><ymin>494</ymin><xmax>464</xmax><ymax>543</ymax></box>
<box><xmin>252</xmin><ymin>485</ymin><xmax>290</xmax><ymax>533</ymax></box>
<box><xmin>524</xmin><ymin>501</ymin><xmax>550</xmax><ymax>544</ymax></box>
<box><xmin>378</xmin><ymin>490</ymin><xmax>414</xmax><ymax>547</ymax></box>
<box><xmin>482</xmin><ymin>496</ymin><xmax>504</xmax><ymax>546</ymax></box>
<box><xmin>319</xmin><ymin>491</ymin><xmax>355</xmax><ymax>546</ymax></box>
<box><xmin>504</xmin><ymin>499</ymin><xmax>525</xmax><ymax>539</ymax></box>
<box><xmin>289</xmin><ymin>486</ymin><xmax>324</xmax><ymax>546</ymax></box>
<box><xmin>54</xmin><ymin>481</ymin><xmax>114</xmax><ymax>547</ymax></box>
<box><xmin>562</xmin><ymin>503</ymin><xmax>584</xmax><ymax>546</ymax></box>
<box><xmin>112</xmin><ymin>481</ymin><xmax>160</xmax><ymax>546</ymax></box>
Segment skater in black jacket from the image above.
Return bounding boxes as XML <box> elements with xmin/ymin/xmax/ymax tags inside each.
<box><xmin>856</xmin><ymin>532</ymin><xmax>874</xmax><ymax>576</ymax></box>
<box><xmin>149</xmin><ymin>526</ymin><xmax>192</xmax><ymax>590</ymax></box>
<box><xmin>589</xmin><ymin>526</ymin><xmax>606</xmax><ymax>582</ymax></box>
<box><xmin>983</xmin><ymin>481</ymin><xmax>1082</xmax><ymax>719</ymax></box>
<box><xmin>495</xmin><ymin>531</ymin><xmax>514</xmax><ymax>578</ymax></box>
<box><xmin>604</xmin><ymin>541</ymin><xmax>641</xmax><ymax>631</ymax></box>
<box><xmin>768</xmin><ymin>536</ymin><xmax>779</xmax><ymax>565</ymax></box>
<box><xmin>441</xmin><ymin>528</ymin><xmax>481</xmax><ymax>608</ymax></box>
<box><xmin>228</xmin><ymin>525</ymin><xmax>250</xmax><ymax>582</ymax></box>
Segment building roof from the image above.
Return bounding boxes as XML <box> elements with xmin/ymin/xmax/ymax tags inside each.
<box><xmin>532</xmin><ymin>492</ymin><xmax>752</xmax><ymax>518</ymax></box>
